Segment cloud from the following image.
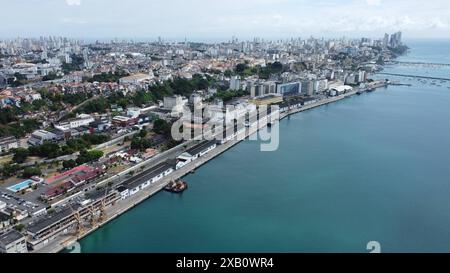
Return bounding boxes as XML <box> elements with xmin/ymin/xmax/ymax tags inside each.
<box><xmin>366</xmin><ymin>0</ymin><xmax>382</xmax><ymax>6</ymax></box>
<box><xmin>2</xmin><ymin>0</ymin><xmax>450</xmax><ymax>39</ymax></box>
<box><xmin>61</xmin><ymin>17</ymin><xmax>88</xmax><ymax>24</ymax></box>
<box><xmin>65</xmin><ymin>0</ymin><xmax>81</xmax><ymax>6</ymax></box>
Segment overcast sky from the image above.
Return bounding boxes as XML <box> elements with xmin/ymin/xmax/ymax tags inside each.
<box><xmin>1</xmin><ymin>0</ymin><xmax>449</xmax><ymax>41</ymax></box>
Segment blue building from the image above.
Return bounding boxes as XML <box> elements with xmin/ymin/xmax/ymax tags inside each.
<box><xmin>277</xmin><ymin>81</ymin><xmax>301</xmax><ymax>96</ymax></box>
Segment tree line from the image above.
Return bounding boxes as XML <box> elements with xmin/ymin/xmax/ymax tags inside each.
<box><xmin>11</xmin><ymin>133</ymin><xmax>110</xmax><ymax>163</ymax></box>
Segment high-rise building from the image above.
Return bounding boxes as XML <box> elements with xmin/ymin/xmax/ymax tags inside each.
<box><xmin>163</xmin><ymin>95</ymin><xmax>187</xmax><ymax>111</ymax></box>
<box><xmin>383</xmin><ymin>33</ymin><xmax>389</xmax><ymax>48</ymax></box>
<box><xmin>229</xmin><ymin>75</ymin><xmax>241</xmax><ymax>91</ymax></box>
<box><xmin>389</xmin><ymin>31</ymin><xmax>402</xmax><ymax>48</ymax></box>
<box><xmin>262</xmin><ymin>81</ymin><xmax>277</xmax><ymax>95</ymax></box>
<box><xmin>277</xmin><ymin>82</ymin><xmax>302</xmax><ymax>96</ymax></box>
<box><xmin>83</xmin><ymin>48</ymin><xmax>90</xmax><ymax>68</ymax></box>
<box><xmin>301</xmin><ymin>80</ymin><xmax>314</xmax><ymax>96</ymax></box>
<box><xmin>357</xmin><ymin>71</ymin><xmax>367</xmax><ymax>83</ymax></box>
<box><xmin>249</xmin><ymin>81</ymin><xmax>278</xmax><ymax>98</ymax></box>
<box><xmin>314</xmin><ymin>79</ymin><xmax>329</xmax><ymax>93</ymax></box>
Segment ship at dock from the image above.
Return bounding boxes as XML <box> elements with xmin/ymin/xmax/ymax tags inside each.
<box><xmin>164</xmin><ymin>180</ymin><xmax>188</xmax><ymax>193</ymax></box>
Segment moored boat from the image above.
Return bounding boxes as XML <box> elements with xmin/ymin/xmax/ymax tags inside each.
<box><xmin>164</xmin><ymin>180</ymin><xmax>188</xmax><ymax>193</ymax></box>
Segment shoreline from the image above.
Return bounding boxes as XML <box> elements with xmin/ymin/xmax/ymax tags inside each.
<box><xmin>34</xmin><ymin>82</ymin><xmax>388</xmax><ymax>253</ymax></box>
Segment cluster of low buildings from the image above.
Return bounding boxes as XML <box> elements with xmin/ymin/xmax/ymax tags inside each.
<box><xmin>23</xmin><ymin>106</ymin><xmax>156</xmax><ymax>148</ymax></box>
<box><xmin>0</xmin><ymin>136</ymin><xmax>20</xmax><ymax>154</ymax></box>
<box><xmin>41</xmin><ymin>165</ymin><xmax>105</xmax><ymax>201</ymax></box>
<box><xmin>0</xmin><ymin>87</ymin><xmax>42</xmax><ymax>108</ymax></box>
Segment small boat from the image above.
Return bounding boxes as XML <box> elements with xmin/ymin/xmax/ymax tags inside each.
<box><xmin>164</xmin><ymin>180</ymin><xmax>188</xmax><ymax>193</ymax></box>
<box><xmin>356</xmin><ymin>91</ymin><xmax>362</xmax><ymax>95</ymax></box>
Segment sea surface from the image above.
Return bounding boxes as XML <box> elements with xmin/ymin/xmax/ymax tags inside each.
<box><xmin>79</xmin><ymin>40</ymin><xmax>450</xmax><ymax>253</ymax></box>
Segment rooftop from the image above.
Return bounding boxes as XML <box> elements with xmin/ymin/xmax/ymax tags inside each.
<box><xmin>0</xmin><ymin>211</ymin><xmax>10</xmax><ymax>222</ymax></box>
<box><xmin>185</xmin><ymin>140</ymin><xmax>217</xmax><ymax>156</ymax></box>
<box><xmin>0</xmin><ymin>230</ymin><xmax>25</xmax><ymax>246</ymax></box>
<box><xmin>46</xmin><ymin>165</ymin><xmax>96</xmax><ymax>185</ymax></box>
<box><xmin>123</xmin><ymin>161</ymin><xmax>174</xmax><ymax>190</ymax></box>
<box><xmin>27</xmin><ymin>205</ymin><xmax>80</xmax><ymax>235</ymax></box>
<box><xmin>120</xmin><ymin>73</ymin><xmax>150</xmax><ymax>81</ymax></box>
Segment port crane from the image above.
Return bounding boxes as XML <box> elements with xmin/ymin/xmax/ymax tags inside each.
<box><xmin>98</xmin><ymin>193</ymin><xmax>108</xmax><ymax>223</ymax></box>
<box><xmin>86</xmin><ymin>204</ymin><xmax>98</xmax><ymax>227</ymax></box>
<box><xmin>67</xmin><ymin>203</ymin><xmax>84</xmax><ymax>237</ymax></box>
<box><xmin>84</xmin><ymin>186</ymin><xmax>110</xmax><ymax>227</ymax></box>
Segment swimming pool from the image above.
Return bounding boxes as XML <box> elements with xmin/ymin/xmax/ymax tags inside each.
<box><xmin>7</xmin><ymin>180</ymin><xmax>35</xmax><ymax>193</ymax></box>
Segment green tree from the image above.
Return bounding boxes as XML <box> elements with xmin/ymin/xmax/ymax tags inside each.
<box><xmin>138</xmin><ymin>129</ymin><xmax>147</xmax><ymax>138</ymax></box>
<box><xmin>235</xmin><ymin>63</ymin><xmax>249</xmax><ymax>74</ymax></box>
<box><xmin>66</xmin><ymin>138</ymin><xmax>90</xmax><ymax>151</ymax></box>
<box><xmin>0</xmin><ymin>108</ymin><xmax>19</xmax><ymax>124</ymax></box>
<box><xmin>61</xmin><ymin>145</ymin><xmax>75</xmax><ymax>155</ymax></box>
<box><xmin>213</xmin><ymin>89</ymin><xmax>249</xmax><ymax>102</ymax></box>
<box><xmin>269</xmin><ymin>61</ymin><xmax>283</xmax><ymax>73</ymax></box>
<box><xmin>10</xmin><ymin>73</ymin><xmax>27</xmax><ymax>87</ymax></box>
<box><xmin>62</xmin><ymin>159</ymin><xmax>77</xmax><ymax>170</ymax></box>
<box><xmin>130</xmin><ymin>136</ymin><xmax>152</xmax><ymax>151</ymax></box>
<box><xmin>132</xmin><ymin>91</ymin><xmax>154</xmax><ymax>107</ymax></box>
<box><xmin>78</xmin><ymin>97</ymin><xmax>110</xmax><ymax>114</ymax></box>
<box><xmin>28</xmin><ymin>142</ymin><xmax>61</xmax><ymax>158</ymax></box>
<box><xmin>2</xmin><ymin>164</ymin><xmax>21</xmax><ymax>178</ymax></box>
<box><xmin>84</xmin><ymin>70</ymin><xmax>129</xmax><ymax>83</ymax></box>
<box><xmin>76</xmin><ymin>149</ymin><xmax>104</xmax><ymax>165</ymax></box>
<box><xmin>81</xmin><ymin>134</ymin><xmax>110</xmax><ymax>145</ymax></box>
<box><xmin>12</xmin><ymin>148</ymin><xmax>29</xmax><ymax>164</ymax></box>
<box><xmin>224</xmin><ymin>69</ymin><xmax>233</xmax><ymax>77</ymax></box>
<box><xmin>42</xmin><ymin>72</ymin><xmax>60</xmax><ymax>81</ymax></box>
<box><xmin>14</xmin><ymin>224</ymin><xmax>25</xmax><ymax>232</ymax></box>
<box><xmin>22</xmin><ymin>167</ymin><xmax>41</xmax><ymax>178</ymax></box>
<box><xmin>153</xmin><ymin>119</ymin><xmax>171</xmax><ymax>136</ymax></box>
<box><xmin>0</xmin><ymin>119</ymin><xmax>41</xmax><ymax>138</ymax></box>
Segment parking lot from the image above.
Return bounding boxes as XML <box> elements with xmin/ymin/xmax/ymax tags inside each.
<box><xmin>0</xmin><ymin>180</ymin><xmax>48</xmax><ymax>218</ymax></box>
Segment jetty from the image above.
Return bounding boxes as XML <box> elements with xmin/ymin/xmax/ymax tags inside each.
<box><xmin>376</xmin><ymin>72</ymin><xmax>450</xmax><ymax>82</ymax></box>
<box><xmin>393</xmin><ymin>61</ymin><xmax>450</xmax><ymax>67</ymax></box>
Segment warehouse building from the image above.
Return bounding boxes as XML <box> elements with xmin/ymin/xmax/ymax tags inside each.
<box><xmin>26</xmin><ymin>191</ymin><xmax>118</xmax><ymax>250</ymax></box>
<box><xmin>176</xmin><ymin>140</ymin><xmax>217</xmax><ymax>169</ymax></box>
<box><xmin>121</xmin><ymin>161</ymin><xmax>175</xmax><ymax>198</ymax></box>
<box><xmin>0</xmin><ymin>230</ymin><xmax>28</xmax><ymax>253</ymax></box>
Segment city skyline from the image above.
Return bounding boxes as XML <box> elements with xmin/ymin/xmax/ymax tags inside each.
<box><xmin>1</xmin><ymin>0</ymin><xmax>449</xmax><ymax>40</ymax></box>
